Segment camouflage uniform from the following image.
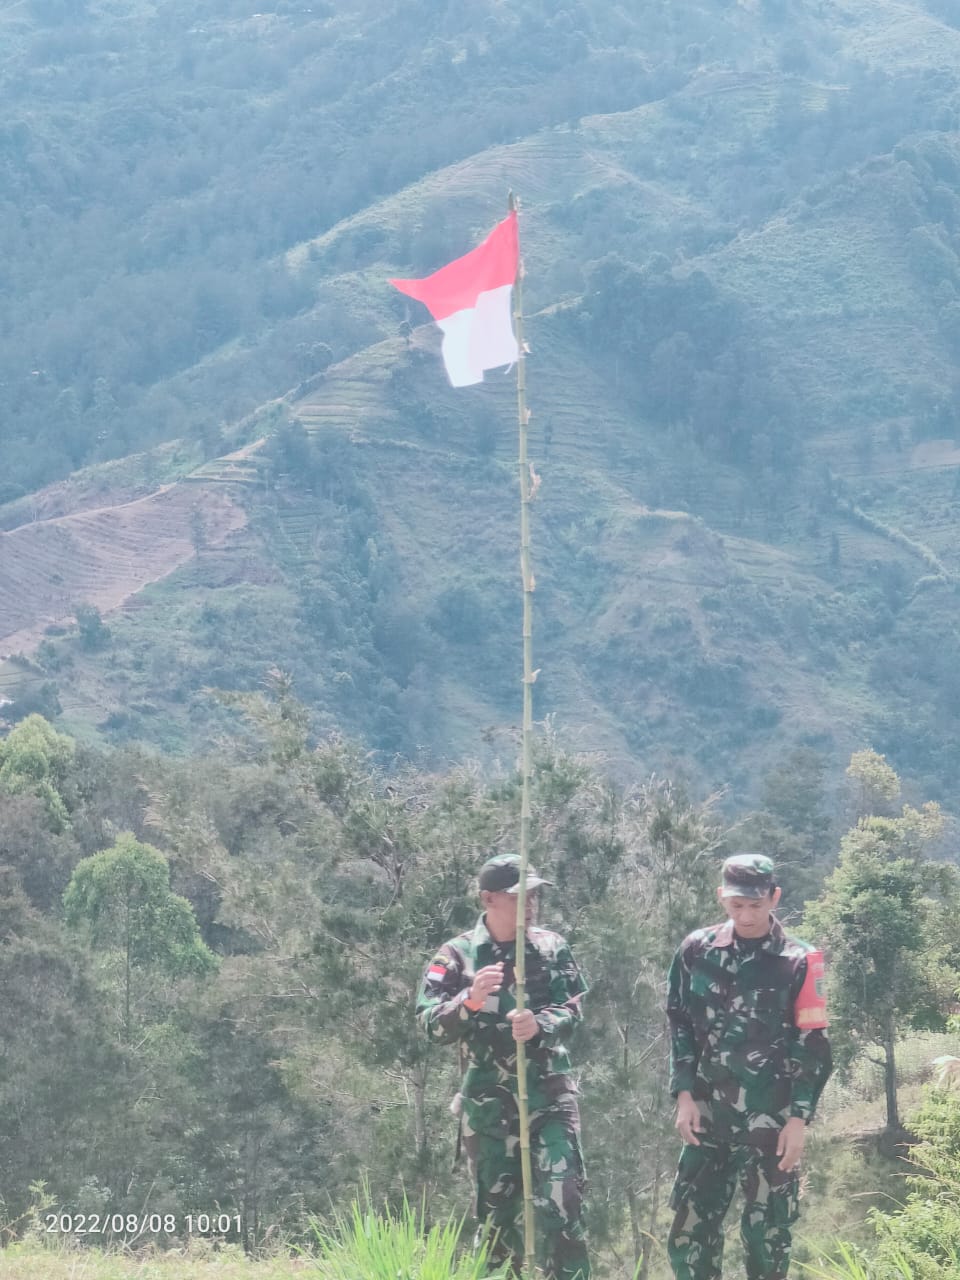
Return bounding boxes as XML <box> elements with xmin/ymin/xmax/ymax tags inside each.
<box><xmin>416</xmin><ymin>914</ymin><xmax>590</xmax><ymax>1280</ymax></box>
<box><xmin>666</xmin><ymin>914</ymin><xmax>832</xmax><ymax>1280</ymax></box>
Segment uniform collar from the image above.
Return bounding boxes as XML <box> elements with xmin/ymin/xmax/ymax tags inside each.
<box><xmin>709</xmin><ymin>916</ymin><xmax>785</xmax><ymax>953</ymax></box>
<box><xmin>472</xmin><ymin>914</ymin><xmax>494</xmax><ymax>949</ymax></box>
<box><xmin>472</xmin><ymin>913</ymin><xmax>531</xmax><ymax>952</ymax></box>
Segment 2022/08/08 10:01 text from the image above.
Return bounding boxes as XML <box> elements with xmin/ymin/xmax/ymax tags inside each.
<box><xmin>44</xmin><ymin>1212</ymin><xmax>242</xmax><ymax>1237</ymax></box>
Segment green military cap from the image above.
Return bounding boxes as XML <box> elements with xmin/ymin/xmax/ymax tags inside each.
<box><xmin>478</xmin><ymin>852</ymin><xmax>553</xmax><ymax>895</ymax></box>
<box><xmin>720</xmin><ymin>852</ymin><xmax>776</xmax><ymax>899</ymax></box>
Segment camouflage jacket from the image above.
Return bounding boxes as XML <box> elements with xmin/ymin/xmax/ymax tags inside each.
<box><xmin>667</xmin><ymin>918</ymin><xmax>833</xmax><ymax>1149</ymax></box>
<box><xmin>416</xmin><ymin>915</ymin><xmax>587</xmax><ymax>1111</ymax></box>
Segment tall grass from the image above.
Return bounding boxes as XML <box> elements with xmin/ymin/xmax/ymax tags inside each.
<box><xmin>307</xmin><ymin>1192</ymin><xmax>511</xmax><ymax>1280</ymax></box>
<box><xmin>797</xmin><ymin>1240</ymin><xmax>875</xmax><ymax>1279</ymax></box>
<box><xmin>799</xmin><ymin>1234</ymin><xmax>959</xmax><ymax>1280</ymax></box>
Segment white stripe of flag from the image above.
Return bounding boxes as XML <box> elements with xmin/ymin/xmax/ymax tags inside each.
<box><xmin>390</xmin><ymin>212</ymin><xmax>520</xmax><ymax>387</ymax></box>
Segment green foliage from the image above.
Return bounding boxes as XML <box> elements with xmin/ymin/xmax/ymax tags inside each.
<box><xmin>806</xmin><ymin>812</ymin><xmax>958</xmax><ymax>1050</ymax></box>
<box><xmin>804</xmin><ymin>758</ymin><xmax>960</xmax><ymax>1127</ymax></box>
<box><xmin>869</xmin><ymin>1089</ymin><xmax>960</xmax><ymax>1278</ymax></box>
<box><xmin>574</xmin><ymin>777</ymin><xmax>719</xmax><ymax>1271</ymax></box>
<box><xmin>75</xmin><ymin>604</ymin><xmax>110</xmax><ymax>653</ymax></box>
<box><xmin>0</xmin><ymin>713</ymin><xmax>76</xmax><ymax>832</ymax></box>
<box><xmin>8</xmin><ymin>687</ymin><xmax>960</xmax><ymax>1273</ymax></box>
<box><xmin>9</xmin><ymin>0</ymin><xmax>960</xmax><ymax>1253</ymax></box>
<box><xmin>0</xmin><ymin>871</ymin><xmax>121</xmax><ymax>1222</ymax></box>
<box><xmin>64</xmin><ymin>833</ymin><xmax>217</xmax><ymax>1049</ymax></box>
<box><xmin>805</xmin><ymin>1089</ymin><xmax>960</xmax><ymax>1280</ymax></box>
<box><xmin>64</xmin><ymin>834</ymin><xmax>217</xmax><ymax>982</ymax></box>
<box><xmin>308</xmin><ymin>1191</ymin><xmax>511</xmax><ymax>1280</ymax></box>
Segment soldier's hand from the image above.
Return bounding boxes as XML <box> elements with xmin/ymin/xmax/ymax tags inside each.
<box><xmin>507</xmin><ymin>1008</ymin><xmax>539</xmax><ymax>1042</ymax></box>
<box><xmin>776</xmin><ymin>1116</ymin><xmax>806</xmax><ymax>1171</ymax></box>
<box><xmin>675</xmin><ymin>1091</ymin><xmax>704</xmax><ymax>1146</ymax></box>
<box><xmin>468</xmin><ymin>963</ymin><xmax>504</xmax><ymax>1006</ymax></box>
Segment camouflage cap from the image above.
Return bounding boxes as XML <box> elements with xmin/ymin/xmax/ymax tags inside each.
<box><xmin>478</xmin><ymin>853</ymin><xmax>553</xmax><ymax>895</ymax></box>
<box><xmin>720</xmin><ymin>852</ymin><xmax>777</xmax><ymax>899</ymax></box>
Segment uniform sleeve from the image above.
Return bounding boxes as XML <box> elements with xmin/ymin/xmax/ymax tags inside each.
<box><xmin>667</xmin><ymin>942</ymin><xmax>699</xmax><ymax>1097</ymax></box>
<box><xmin>534</xmin><ymin>940</ymin><xmax>587</xmax><ymax>1043</ymax></box>
<box><xmin>787</xmin><ymin>954</ymin><xmax>833</xmax><ymax>1121</ymax></box>
<box><xmin>415</xmin><ymin>944</ymin><xmax>473</xmax><ymax>1045</ymax></box>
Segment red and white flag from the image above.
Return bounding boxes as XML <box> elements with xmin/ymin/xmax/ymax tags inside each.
<box><xmin>390</xmin><ymin>211</ymin><xmax>519</xmax><ymax>387</ymax></box>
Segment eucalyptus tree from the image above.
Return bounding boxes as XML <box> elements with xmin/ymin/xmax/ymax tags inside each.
<box><xmin>63</xmin><ymin>833</ymin><xmax>218</xmax><ymax>1044</ymax></box>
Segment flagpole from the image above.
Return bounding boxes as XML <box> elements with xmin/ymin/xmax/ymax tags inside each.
<box><xmin>509</xmin><ymin>190</ymin><xmax>537</xmax><ymax>1280</ymax></box>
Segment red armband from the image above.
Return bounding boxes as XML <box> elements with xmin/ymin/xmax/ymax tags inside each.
<box><xmin>794</xmin><ymin>950</ymin><xmax>829</xmax><ymax>1029</ymax></box>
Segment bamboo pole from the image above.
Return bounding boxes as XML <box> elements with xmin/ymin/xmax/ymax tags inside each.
<box><xmin>509</xmin><ymin>190</ymin><xmax>537</xmax><ymax>1279</ymax></box>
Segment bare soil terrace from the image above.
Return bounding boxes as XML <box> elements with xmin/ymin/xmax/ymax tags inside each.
<box><xmin>0</xmin><ymin>482</ymin><xmax>248</xmax><ymax>658</ymax></box>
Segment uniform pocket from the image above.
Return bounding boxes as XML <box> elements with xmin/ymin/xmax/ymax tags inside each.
<box><xmin>461</xmin><ymin>1092</ymin><xmax>511</xmax><ymax>1137</ymax></box>
<box><xmin>668</xmin><ymin>1143</ymin><xmax>716</xmax><ymax>1211</ymax></box>
<box><xmin>769</xmin><ymin>1175</ymin><xmax>800</xmax><ymax>1227</ymax></box>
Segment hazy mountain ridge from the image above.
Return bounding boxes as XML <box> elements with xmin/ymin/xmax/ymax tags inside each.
<box><xmin>4</xmin><ymin>0</ymin><xmax>960</xmax><ymax>801</ymax></box>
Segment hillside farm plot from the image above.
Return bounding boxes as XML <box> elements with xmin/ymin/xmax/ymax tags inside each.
<box><xmin>0</xmin><ymin>484</ymin><xmax>247</xmax><ymax>657</ymax></box>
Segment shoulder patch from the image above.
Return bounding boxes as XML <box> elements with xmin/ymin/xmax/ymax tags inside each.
<box><xmin>794</xmin><ymin>949</ymin><xmax>829</xmax><ymax>1029</ymax></box>
<box><xmin>424</xmin><ymin>947</ymin><xmax>461</xmax><ymax>983</ymax></box>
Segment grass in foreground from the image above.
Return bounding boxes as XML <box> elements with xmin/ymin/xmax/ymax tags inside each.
<box><xmin>307</xmin><ymin>1194</ymin><xmax>511</xmax><ymax>1280</ymax></box>
<box><xmin>0</xmin><ymin>1241</ymin><xmax>302</xmax><ymax>1280</ymax></box>
<box><xmin>1</xmin><ymin>1196</ymin><xmax>510</xmax><ymax>1280</ymax></box>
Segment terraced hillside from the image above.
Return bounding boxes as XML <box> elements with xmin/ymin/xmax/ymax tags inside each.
<box><xmin>5</xmin><ymin>0</ymin><xmax>960</xmax><ymax>798</ymax></box>
<box><xmin>0</xmin><ymin>482</ymin><xmax>247</xmax><ymax>656</ymax></box>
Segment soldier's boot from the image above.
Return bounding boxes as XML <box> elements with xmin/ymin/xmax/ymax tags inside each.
<box><xmin>483</xmin><ymin>1230</ymin><xmax>522</xmax><ymax>1278</ymax></box>
<box><xmin>479</xmin><ymin>1187</ymin><xmax>524</xmax><ymax>1277</ymax></box>
<box><xmin>541</xmin><ymin>1221</ymin><xmax>590</xmax><ymax>1280</ymax></box>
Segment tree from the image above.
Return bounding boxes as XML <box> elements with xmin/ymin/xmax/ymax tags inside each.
<box><xmin>804</xmin><ymin>779</ymin><xmax>960</xmax><ymax>1131</ymax></box>
<box><xmin>0</xmin><ymin>713</ymin><xmax>76</xmax><ymax>832</ymax></box>
<box><xmin>761</xmin><ymin>746</ymin><xmax>830</xmax><ymax>849</ymax></box>
<box><xmin>0</xmin><ymin>868</ymin><xmax>119</xmax><ymax>1220</ymax></box>
<box><xmin>63</xmin><ymin>833</ymin><xmax>217</xmax><ymax>1045</ymax></box>
<box><xmin>846</xmin><ymin>747</ymin><xmax>901</xmax><ymax>816</ymax></box>
<box><xmin>75</xmin><ymin>602</ymin><xmax>111</xmax><ymax>651</ymax></box>
<box><xmin>0</xmin><ymin>791</ymin><xmax>79</xmax><ymax>911</ymax></box>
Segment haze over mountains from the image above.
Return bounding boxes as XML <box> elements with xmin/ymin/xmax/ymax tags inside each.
<box><xmin>4</xmin><ymin>0</ymin><xmax>960</xmax><ymax>804</ymax></box>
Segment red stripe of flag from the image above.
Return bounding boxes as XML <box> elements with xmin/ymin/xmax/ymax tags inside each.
<box><xmin>390</xmin><ymin>212</ymin><xmax>518</xmax><ymax>322</ymax></box>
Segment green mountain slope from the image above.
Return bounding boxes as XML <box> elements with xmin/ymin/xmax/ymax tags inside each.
<box><xmin>4</xmin><ymin>0</ymin><xmax>960</xmax><ymax>801</ymax></box>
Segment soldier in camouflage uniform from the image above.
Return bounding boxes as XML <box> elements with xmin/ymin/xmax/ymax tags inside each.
<box><xmin>666</xmin><ymin>854</ymin><xmax>832</xmax><ymax>1280</ymax></box>
<box><xmin>416</xmin><ymin>853</ymin><xmax>590</xmax><ymax>1280</ymax></box>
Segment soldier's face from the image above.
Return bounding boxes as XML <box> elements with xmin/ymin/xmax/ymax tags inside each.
<box><xmin>718</xmin><ymin>887</ymin><xmax>781</xmax><ymax>938</ymax></box>
<box><xmin>481</xmin><ymin>887</ymin><xmax>540</xmax><ymax>939</ymax></box>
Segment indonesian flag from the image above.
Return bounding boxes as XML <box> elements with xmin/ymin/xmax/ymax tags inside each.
<box><xmin>390</xmin><ymin>211</ymin><xmax>519</xmax><ymax>387</ymax></box>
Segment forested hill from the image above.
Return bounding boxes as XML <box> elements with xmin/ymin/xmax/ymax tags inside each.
<box><xmin>4</xmin><ymin>0</ymin><xmax>960</xmax><ymax>801</ymax></box>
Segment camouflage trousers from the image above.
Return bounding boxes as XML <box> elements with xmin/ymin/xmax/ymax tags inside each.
<box><xmin>461</xmin><ymin>1090</ymin><xmax>589</xmax><ymax>1280</ymax></box>
<box><xmin>667</xmin><ymin>1141</ymin><xmax>799</xmax><ymax>1280</ymax></box>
